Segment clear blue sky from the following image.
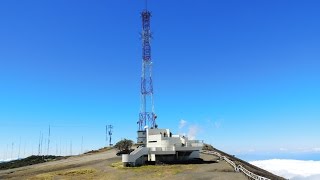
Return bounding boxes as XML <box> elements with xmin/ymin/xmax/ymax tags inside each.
<box><xmin>0</xmin><ymin>0</ymin><xmax>319</xmax><ymax>161</ymax></box>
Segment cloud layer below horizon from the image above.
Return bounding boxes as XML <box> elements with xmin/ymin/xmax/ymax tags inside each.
<box><xmin>250</xmin><ymin>159</ymin><xmax>320</xmax><ymax>180</ymax></box>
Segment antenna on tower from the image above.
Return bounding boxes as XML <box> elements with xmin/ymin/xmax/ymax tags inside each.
<box><xmin>145</xmin><ymin>0</ymin><xmax>148</xmax><ymax>10</ymax></box>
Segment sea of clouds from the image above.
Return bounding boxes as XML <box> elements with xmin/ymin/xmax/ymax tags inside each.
<box><xmin>250</xmin><ymin>159</ymin><xmax>320</xmax><ymax>180</ymax></box>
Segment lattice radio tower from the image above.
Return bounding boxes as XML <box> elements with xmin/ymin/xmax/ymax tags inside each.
<box><xmin>138</xmin><ymin>0</ymin><xmax>157</xmax><ymax>131</ymax></box>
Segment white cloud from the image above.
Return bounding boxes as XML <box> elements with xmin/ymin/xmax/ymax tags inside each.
<box><xmin>179</xmin><ymin>119</ymin><xmax>187</xmax><ymax>129</ymax></box>
<box><xmin>279</xmin><ymin>148</ymin><xmax>288</xmax><ymax>151</ymax></box>
<box><xmin>178</xmin><ymin>119</ymin><xmax>201</xmax><ymax>140</ymax></box>
<box><xmin>312</xmin><ymin>148</ymin><xmax>320</xmax><ymax>152</ymax></box>
<box><xmin>250</xmin><ymin>159</ymin><xmax>320</xmax><ymax>180</ymax></box>
<box><xmin>214</xmin><ymin>121</ymin><xmax>221</xmax><ymax>128</ymax></box>
<box><xmin>291</xmin><ymin>175</ymin><xmax>320</xmax><ymax>180</ymax></box>
<box><xmin>187</xmin><ymin>125</ymin><xmax>200</xmax><ymax>140</ymax></box>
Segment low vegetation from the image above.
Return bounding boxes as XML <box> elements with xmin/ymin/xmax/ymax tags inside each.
<box><xmin>55</xmin><ymin>168</ymin><xmax>97</xmax><ymax>176</ymax></box>
<box><xmin>114</xmin><ymin>139</ymin><xmax>134</xmax><ymax>152</ymax></box>
<box><xmin>29</xmin><ymin>168</ymin><xmax>97</xmax><ymax>180</ymax></box>
<box><xmin>110</xmin><ymin>162</ymin><xmax>195</xmax><ymax>178</ymax></box>
<box><xmin>0</xmin><ymin>155</ymin><xmax>64</xmax><ymax>170</ymax></box>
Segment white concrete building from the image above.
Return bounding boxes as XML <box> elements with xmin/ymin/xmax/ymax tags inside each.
<box><xmin>122</xmin><ymin>128</ymin><xmax>203</xmax><ymax>166</ymax></box>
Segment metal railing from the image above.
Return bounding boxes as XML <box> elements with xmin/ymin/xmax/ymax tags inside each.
<box><xmin>201</xmin><ymin>150</ymin><xmax>271</xmax><ymax>180</ymax></box>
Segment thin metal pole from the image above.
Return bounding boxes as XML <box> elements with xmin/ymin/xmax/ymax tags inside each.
<box><xmin>47</xmin><ymin>125</ymin><xmax>51</xmax><ymax>155</ymax></box>
<box><xmin>81</xmin><ymin>136</ymin><xmax>83</xmax><ymax>154</ymax></box>
<box><xmin>11</xmin><ymin>142</ymin><xmax>14</xmax><ymax>160</ymax></box>
<box><xmin>18</xmin><ymin>137</ymin><xmax>21</xmax><ymax>159</ymax></box>
<box><xmin>5</xmin><ymin>144</ymin><xmax>8</xmax><ymax>160</ymax></box>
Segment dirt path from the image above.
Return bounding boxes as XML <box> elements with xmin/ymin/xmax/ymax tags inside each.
<box><xmin>0</xmin><ymin>150</ymin><xmax>248</xmax><ymax>180</ymax></box>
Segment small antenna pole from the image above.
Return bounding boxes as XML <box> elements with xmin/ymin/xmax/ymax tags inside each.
<box><xmin>70</xmin><ymin>141</ymin><xmax>72</xmax><ymax>156</ymax></box>
<box><xmin>56</xmin><ymin>143</ymin><xmax>58</xmax><ymax>155</ymax></box>
<box><xmin>65</xmin><ymin>142</ymin><xmax>68</xmax><ymax>156</ymax></box>
<box><xmin>11</xmin><ymin>142</ymin><xmax>14</xmax><ymax>160</ymax></box>
<box><xmin>106</xmin><ymin>125</ymin><xmax>108</xmax><ymax>147</ymax></box>
<box><xmin>40</xmin><ymin>132</ymin><xmax>43</xmax><ymax>155</ymax></box>
<box><xmin>38</xmin><ymin>132</ymin><xmax>41</xmax><ymax>155</ymax></box>
<box><xmin>81</xmin><ymin>136</ymin><xmax>83</xmax><ymax>154</ymax></box>
<box><xmin>47</xmin><ymin>125</ymin><xmax>51</xmax><ymax>155</ymax></box>
<box><xmin>23</xmin><ymin>142</ymin><xmax>26</xmax><ymax>157</ymax></box>
<box><xmin>5</xmin><ymin>144</ymin><xmax>8</xmax><ymax>160</ymax></box>
<box><xmin>107</xmin><ymin>125</ymin><xmax>113</xmax><ymax>147</ymax></box>
<box><xmin>18</xmin><ymin>137</ymin><xmax>21</xmax><ymax>159</ymax></box>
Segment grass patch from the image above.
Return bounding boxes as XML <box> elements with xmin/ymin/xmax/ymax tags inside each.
<box><xmin>110</xmin><ymin>161</ymin><xmax>124</xmax><ymax>168</ymax></box>
<box><xmin>110</xmin><ymin>162</ymin><xmax>195</xmax><ymax>178</ymax></box>
<box><xmin>131</xmin><ymin>164</ymin><xmax>193</xmax><ymax>177</ymax></box>
<box><xmin>55</xmin><ymin>168</ymin><xmax>97</xmax><ymax>176</ymax></box>
<box><xmin>28</xmin><ymin>168</ymin><xmax>97</xmax><ymax>179</ymax></box>
<box><xmin>28</xmin><ymin>173</ymin><xmax>53</xmax><ymax>180</ymax></box>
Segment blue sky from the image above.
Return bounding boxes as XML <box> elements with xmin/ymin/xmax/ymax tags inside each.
<box><xmin>0</xmin><ymin>0</ymin><xmax>319</xmax><ymax>161</ymax></box>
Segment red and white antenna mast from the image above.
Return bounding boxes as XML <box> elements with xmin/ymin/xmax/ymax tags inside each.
<box><xmin>137</xmin><ymin>0</ymin><xmax>157</xmax><ymax>143</ymax></box>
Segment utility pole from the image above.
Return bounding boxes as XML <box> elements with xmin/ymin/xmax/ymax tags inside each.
<box><xmin>106</xmin><ymin>125</ymin><xmax>113</xmax><ymax>147</ymax></box>
<box><xmin>105</xmin><ymin>125</ymin><xmax>108</xmax><ymax>147</ymax></box>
